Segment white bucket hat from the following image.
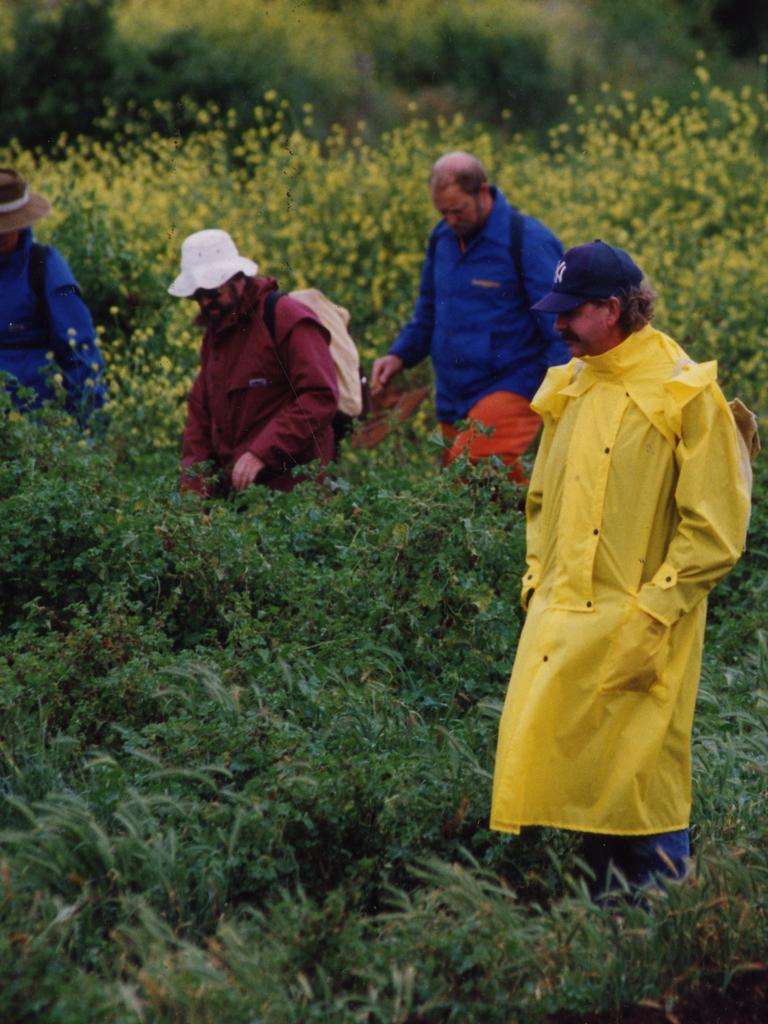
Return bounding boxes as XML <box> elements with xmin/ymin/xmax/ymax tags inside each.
<box><xmin>168</xmin><ymin>229</ymin><xmax>258</xmax><ymax>297</ymax></box>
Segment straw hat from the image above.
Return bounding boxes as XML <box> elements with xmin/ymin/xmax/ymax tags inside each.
<box><xmin>0</xmin><ymin>168</ymin><xmax>52</xmax><ymax>232</ymax></box>
<box><xmin>168</xmin><ymin>229</ymin><xmax>258</xmax><ymax>297</ymax></box>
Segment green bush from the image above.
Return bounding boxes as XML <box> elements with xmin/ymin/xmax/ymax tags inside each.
<box><xmin>1</xmin><ymin>395</ymin><xmax>766</xmax><ymax>1021</ymax></box>
<box><xmin>361</xmin><ymin>0</ymin><xmax>565</xmax><ymax>128</ymax></box>
<box><xmin>0</xmin><ymin>0</ymin><xmax>119</xmax><ymax>147</ymax></box>
<box><xmin>2</xmin><ymin>0</ymin><xmax>762</xmax><ymax>151</ymax></box>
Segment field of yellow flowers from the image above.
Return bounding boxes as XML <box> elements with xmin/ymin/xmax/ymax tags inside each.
<box><xmin>4</xmin><ymin>68</ymin><xmax>768</xmax><ymax>456</ymax></box>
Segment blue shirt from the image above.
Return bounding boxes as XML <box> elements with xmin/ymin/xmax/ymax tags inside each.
<box><xmin>391</xmin><ymin>188</ymin><xmax>568</xmax><ymax>422</ymax></box>
<box><xmin>0</xmin><ymin>228</ymin><xmax>106</xmax><ymax>419</ymax></box>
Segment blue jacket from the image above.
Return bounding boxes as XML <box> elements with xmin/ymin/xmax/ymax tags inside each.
<box><xmin>0</xmin><ymin>228</ymin><xmax>106</xmax><ymax>419</ymax></box>
<box><xmin>390</xmin><ymin>188</ymin><xmax>569</xmax><ymax>422</ymax></box>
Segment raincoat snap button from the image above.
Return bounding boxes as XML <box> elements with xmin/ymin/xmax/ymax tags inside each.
<box><xmin>665</xmin><ymin>576</ymin><xmax>672</xmax><ymax>582</ymax></box>
<box><xmin>586</xmin><ymin>601</ymin><xmax>593</xmax><ymax>608</ymax></box>
<box><xmin>604</xmin><ymin>447</ymin><xmax>610</xmax><ymax>454</ymax></box>
<box><xmin>593</xmin><ymin>528</ymin><xmax>599</xmax><ymax>535</ymax></box>
<box><xmin>543</xmin><ymin>655</ymin><xmax>549</xmax><ymax>662</ymax></box>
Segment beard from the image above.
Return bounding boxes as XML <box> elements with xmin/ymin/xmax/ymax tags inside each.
<box><xmin>194</xmin><ymin>276</ymin><xmax>246</xmax><ymax>328</ymax></box>
<box><xmin>196</xmin><ymin>294</ymin><xmax>240</xmax><ymax>328</ymax></box>
<box><xmin>197</xmin><ymin>302</ymin><xmax>226</xmax><ymax>326</ymax></box>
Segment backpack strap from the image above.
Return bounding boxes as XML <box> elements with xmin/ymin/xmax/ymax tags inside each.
<box><xmin>27</xmin><ymin>242</ymin><xmax>52</xmax><ymax>335</ymax></box>
<box><xmin>29</xmin><ymin>242</ymin><xmax>49</xmax><ymax>308</ymax></box>
<box><xmin>262</xmin><ymin>288</ymin><xmax>285</xmax><ymax>343</ymax></box>
<box><xmin>507</xmin><ymin>207</ymin><xmax>529</xmax><ymax>306</ymax></box>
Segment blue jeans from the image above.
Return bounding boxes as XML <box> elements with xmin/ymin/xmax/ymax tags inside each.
<box><xmin>580</xmin><ymin>829</ymin><xmax>690</xmax><ymax>899</ymax></box>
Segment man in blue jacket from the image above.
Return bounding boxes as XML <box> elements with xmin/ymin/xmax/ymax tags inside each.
<box><xmin>371</xmin><ymin>152</ymin><xmax>568</xmax><ymax>479</ymax></box>
<box><xmin>0</xmin><ymin>167</ymin><xmax>106</xmax><ymax>423</ymax></box>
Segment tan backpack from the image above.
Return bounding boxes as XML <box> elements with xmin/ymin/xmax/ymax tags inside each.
<box><xmin>264</xmin><ymin>287</ymin><xmax>366</xmax><ymax>419</ymax></box>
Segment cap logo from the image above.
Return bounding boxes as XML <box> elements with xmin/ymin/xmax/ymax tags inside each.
<box><xmin>554</xmin><ymin>260</ymin><xmax>566</xmax><ymax>284</ymax></box>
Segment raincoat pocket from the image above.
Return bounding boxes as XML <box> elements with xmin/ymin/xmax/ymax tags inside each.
<box><xmin>600</xmin><ymin>601</ymin><xmax>670</xmax><ymax>697</ymax></box>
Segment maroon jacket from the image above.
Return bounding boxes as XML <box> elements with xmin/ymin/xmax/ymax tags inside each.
<box><xmin>181</xmin><ymin>276</ymin><xmax>339</xmax><ymax>492</ymax></box>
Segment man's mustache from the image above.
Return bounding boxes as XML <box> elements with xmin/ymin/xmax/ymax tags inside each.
<box><xmin>198</xmin><ymin>301</ymin><xmax>226</xmax><ymax>325</ymax></box>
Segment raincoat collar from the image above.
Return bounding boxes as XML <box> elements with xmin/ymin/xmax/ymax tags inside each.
<box><xmin>533</xmin><ymin>324</ymin><xmax>719</xmax><ymax>447</ymax></box>
<box><xmin>581</xmin><ymin>324</ymin><xmax>663</xmax><ymax>381</ymax></box>
<box><xmin>533</xmin><ymin>328</ymin><xmax>665</xmax><ymax>411</ymax></box>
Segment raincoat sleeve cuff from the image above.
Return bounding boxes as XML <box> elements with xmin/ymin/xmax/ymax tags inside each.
<box><xmin>636</xmin><ymin>564</ymin><xmax>680</xmax><ymax>627</ymax></box>
<box><xmin>520</xmin><ymin>569</ymin><xmax>539</xmax><ymax>611</ymax></box>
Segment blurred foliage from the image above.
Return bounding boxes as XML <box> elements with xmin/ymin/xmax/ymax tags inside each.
<box><xmin>0</xmin><ymin>0</ymin><xmax>118</xmax><ymax>144</ymax></box>
<box><xmin>350</xmin><ymin>0</ymin><xmax>567</xmax><ymax>128</ymax></box>
<box><xmin>3</xmin><ymin>68</ymin><xmax>768</xmax><ymax>456</ymax></box>
<box><xmin>1</xmin><ymin>0</ymin><xmax>768</xmax><ymax>149</ymax></box>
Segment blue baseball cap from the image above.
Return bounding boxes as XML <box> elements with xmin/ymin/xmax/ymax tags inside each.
<box><xmin>532</xmin><ymin>240</ymin><xmax>643</xmax><ymax>314</ymax></box>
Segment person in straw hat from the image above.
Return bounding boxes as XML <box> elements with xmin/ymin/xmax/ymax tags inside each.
<box><xmin>169</xmin><ymin>229</ymin><xmax>338</xmax><ymax>494</ymax></box>
<box><xmin>0</xmin><ymin>167</ymin><xmax>106</xmax><ymax>421</ymax></box>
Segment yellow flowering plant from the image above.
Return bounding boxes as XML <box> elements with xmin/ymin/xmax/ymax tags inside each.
<box><xmin>5</xmin><ymin>69</ymin><xmax>767</xmax><ymax>458</ymax></box>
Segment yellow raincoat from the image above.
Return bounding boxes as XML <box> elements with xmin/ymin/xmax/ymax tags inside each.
<box><xmin>491</xmin><ymin>324</ymin><xmax>750</xmax><ymax>836</ymax></box>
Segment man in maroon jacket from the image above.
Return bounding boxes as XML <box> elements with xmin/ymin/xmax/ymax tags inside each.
<box><xmin>169</xmin><ymin>230</ymin><xmax>339</xmax><ymax>493</ymax></box>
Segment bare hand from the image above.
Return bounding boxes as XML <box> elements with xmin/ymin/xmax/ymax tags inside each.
<box><xmin>231</xmin><ymin>451</ymin><xmax>265</xmax><ymax>491</ymax></box>
<box><xmin>371</xmin><ymin>354</ymin><xmax>403</xmax><ymax>394</ymax></box>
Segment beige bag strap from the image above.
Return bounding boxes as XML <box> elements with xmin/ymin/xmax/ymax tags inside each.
<box><xmin>729</xmin><ymin>396</ymin><xmax>760</xmax><ymax>499</ymax></box>
<box><xmin>730</xmin><ymin>397</ymin><xmax>761</xmax><ymax>463</ymax></box>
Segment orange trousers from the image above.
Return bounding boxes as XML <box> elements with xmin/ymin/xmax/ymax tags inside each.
<box><xmin>440</xmin><ymin>391</ymin><xmax>542</xmax><ymax>483</ymax></box>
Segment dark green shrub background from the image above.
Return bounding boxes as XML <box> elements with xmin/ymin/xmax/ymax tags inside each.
<box><xmin>2</xmin><ymin>0</ymin><xmax>767</xmax><ymax>148</ymax></box>
<box><xmin>1</xmin><ymin>393</ymin><xmax>766</xmax><ymax>1022</ymax></box>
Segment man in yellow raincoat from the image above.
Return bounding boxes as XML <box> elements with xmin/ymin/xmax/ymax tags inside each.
<box><xmin>490</xmin><ymin>240</ymin><xmax>751</xmax><ymax>894</ymax></box>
